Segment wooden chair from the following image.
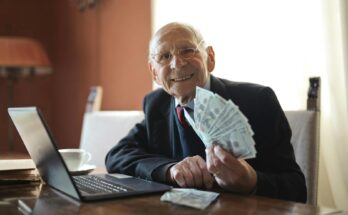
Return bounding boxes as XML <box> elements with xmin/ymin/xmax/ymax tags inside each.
<box><xmin>284</xmin><ymin>77</ymin><xmax>320</xmax><ymax>205</ymax></box>
<box><xmin>80</xmin><ymin>86</ymin><xmax>144</xmax><ymax>167</ymax></box>
<box><xmin>85</xmin><ymin>86</ymin><xmax>103</xmax><ymax>113</ymax></box>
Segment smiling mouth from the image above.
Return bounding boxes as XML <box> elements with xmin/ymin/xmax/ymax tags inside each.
<box><xmin>170</xmin><ymin>73</ymin><xmax>194</xmax><ymax>82</ymax></box>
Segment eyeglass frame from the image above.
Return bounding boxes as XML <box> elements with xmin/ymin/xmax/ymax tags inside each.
<box><xmin>151</xmin><ymin>40</ymin><xmax>205</xmax><ymax>65</ymax></box>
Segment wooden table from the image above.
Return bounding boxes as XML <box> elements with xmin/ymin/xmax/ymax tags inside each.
<box><xmin>1</xmin><ymin>155</ymin><xmax>346</xmax><ymax>215</ymax></box>
<box><xmin>0</xmin><ymin>182</ymin><xmax>347</xmax><ymax>215</ymax></box>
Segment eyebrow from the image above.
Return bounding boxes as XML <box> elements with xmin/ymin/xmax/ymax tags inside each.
<box><xmin>155</xmin><ymin>41</ymin><xmax>197</xmax><ymax>53</ymax></box>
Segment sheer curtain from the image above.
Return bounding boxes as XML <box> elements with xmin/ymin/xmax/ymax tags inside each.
<box><xmin>152</xmin><ymin>0</ymin><xmax>348</xmax><ymax>209</ymax></box>
<box><xmin>318</xmin><ymin>0</ymin><xmax>348</xmax><ymax>209</ymax></box>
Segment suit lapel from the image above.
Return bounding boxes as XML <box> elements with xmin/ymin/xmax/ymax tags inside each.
<box><xmin>150</xmin><ymin>92</ymin><xmax>178</xmax><ymax>158</ymax></box>
<box><xmin>210</xmin><ymin>75</ymin><xmax>228</xmax><ymax>99</ymax></box>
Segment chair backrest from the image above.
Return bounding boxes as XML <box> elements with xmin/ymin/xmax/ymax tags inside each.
<box><xmin>284</xmin><ymin>110</ymin><xmax>319</xmax><ymax>205</ymax></box>
<box><xmin>284</xmin><ymin>77</ymin><xmax>320</xmax><ymax>205</ymax></box>
<box><xmin>80</xmin><ymin>111</ymin><xmax>144</xmax><ymax>167</ymax></box>
<box><xmin>80</xmin><ymin>86</ymin><xmax>144</xmax><ymax>167</ymax></box>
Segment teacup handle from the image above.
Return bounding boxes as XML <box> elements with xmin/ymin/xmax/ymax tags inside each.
<box><xmin>83</xmin><ymin>152</ymin><xmax>92</xmax><ymax>163</ymax></box>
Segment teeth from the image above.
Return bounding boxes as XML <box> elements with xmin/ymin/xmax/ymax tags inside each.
<box><xmin>172</xmin><ymin>74</ymin><xmax>193</xmax><ymax>82</ymax></box>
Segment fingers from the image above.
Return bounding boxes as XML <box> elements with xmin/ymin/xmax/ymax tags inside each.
<box><xmin>169</xmin><ymin>155</ymin><xmax>213</xmax><ymax>189</ymax></box>
<box><xmin>170</xmin><ymin>163</ymin><xmax>191</xmax><ymax>187</ymax></box>
<box><xmin>214</xmin><ymin>145</ymin><xmax>239</xmax><ymax>166</ymax></box>
<box><xmin>186</xmin><ymin>157</ymin><xmax>203</xmax><ymax>187</ymax></box>
<box><xmin>206</xmin><ymin>145</ymin><xmax>257</xmax><ymax>194</ymax></box>
<box><xmin>206</xmin><ymin>146</ymin><xmax>224</xmax><ymax>177</ymax></box>
<box><xmin>206</xmin><ymin>146</ymin><xmax>218</xmax><ymax>174</ymax></box>
<box><xmin>196</xmin><ymin>157</ymin><xmax>214</xmax><ymax>189</ymax></box>
<box><xmin>206</xmin><ymin>145</ymin><xmax>237</xmax><ymax>174</ymax></box>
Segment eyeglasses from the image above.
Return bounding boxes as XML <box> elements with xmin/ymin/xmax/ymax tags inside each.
<box><xmin>152</xmin><ymin>40</ymin><xmax>204</xmax><ymax>65</ymax></box>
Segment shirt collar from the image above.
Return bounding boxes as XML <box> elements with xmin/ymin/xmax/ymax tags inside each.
<box><xmin>174</xmin><ymin>76</ymin><xmax>211</xmax><ymax>109</ymax></box>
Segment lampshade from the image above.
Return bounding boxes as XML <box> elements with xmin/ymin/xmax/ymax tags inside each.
<box><xmin>0</xmin><ymin>36</ymin><xmax>52</xmax><ymax>152</ymax></box>
<box><xmin>0</xmin><ymin>37</ymin><xmax>52</xmax><ymax>78</ymax></box>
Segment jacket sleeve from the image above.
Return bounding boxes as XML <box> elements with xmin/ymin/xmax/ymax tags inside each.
<box><xmin>247</xmin><ymin>87</ymin><xmax>307</xmax><ymax>203</ymax></box>
<box><xmin>104</xmin><ymin>96</ymin><xmax>177</xmax><ymax>181</ymax></box>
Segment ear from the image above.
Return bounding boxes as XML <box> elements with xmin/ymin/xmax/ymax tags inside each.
<box><xmin>206</xmin><ymin>46</ymin><xmax>215</xmax><ymax>73</ymax></box>
<box><xmin>148</xmin><ymin>62</ymin><xmax>162</xmax><ymax>85</ymax></box>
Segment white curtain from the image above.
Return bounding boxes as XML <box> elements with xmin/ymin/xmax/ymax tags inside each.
<box><xmin>318</xmin><ymin>0</ymin><xmax>348</xmax><ymax>209</ymax></box>
<box><xmin>152</xmin><ymin>0</ymin><xmax>348</xmax><ymax>209</ymax></box>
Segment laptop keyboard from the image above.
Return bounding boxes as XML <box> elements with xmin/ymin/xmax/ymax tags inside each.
<box><xmin>73</xmin><ymin>175</ymin><xmax>130</xmax><ymax>194</ymax></box>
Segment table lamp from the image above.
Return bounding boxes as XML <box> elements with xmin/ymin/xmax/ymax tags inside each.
<box><xmin>0</xmin><ymin>37</ymin><xmax>52</xmax><ymax>151</ymax></box>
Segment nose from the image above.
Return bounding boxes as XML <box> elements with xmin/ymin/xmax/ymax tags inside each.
<box><xmin>169</xmin><ymin>53</ymin><xmax>187</xmax><ymax>70</ymax></box>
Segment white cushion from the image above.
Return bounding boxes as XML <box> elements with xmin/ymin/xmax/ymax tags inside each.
<box><xmin>80</xmin><ymin>111</ymin><xmax>144</xmax><ymax>167</ymax></box>
<box><xmin>285</xmin><ymin>110</ymin><xmax>319</xmax><ymax>205</ymax></box>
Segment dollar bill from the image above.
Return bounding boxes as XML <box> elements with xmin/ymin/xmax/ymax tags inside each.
<box><xmin>196</xmin><ymin>91</ymin><xmax>226</xmax><ymax>134</ymax></box>
<box><xmin>189</xmin><ymin>87</ymin><xmax>257</xmax><ymax>159</ymax></box>
<box><xmin>194</xmin><ymin>87</ymin><xmax>215</xmax><ymax>124</ymax></box>
<box><xmin>160</xmin><ymin>188</ymin><xmax>219</xmax><ymax>210</ymax></box>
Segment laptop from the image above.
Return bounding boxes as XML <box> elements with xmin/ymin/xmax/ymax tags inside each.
<box><xmin>8</xmin><ymin>107</ymin><xmax>171</xmax><ymax>202</ymax></box>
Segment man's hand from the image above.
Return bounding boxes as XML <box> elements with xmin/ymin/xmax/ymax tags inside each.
<box><xmin>206</xmin><ymin>145</ymin><xmax>257</xmax><ymax>194</ymax></box>
<box><xmin>167</xmin><ymin>155</ymin><xmax>214</xmax><ymax>189</ymax></box>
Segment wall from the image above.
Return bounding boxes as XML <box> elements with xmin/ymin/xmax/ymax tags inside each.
<box><xmin>0</xmin><ymin>0</ymin><xmax>152</xmax><ymax>153</ymax></box>
<box><xmin>0</xmin><ymin>0</ymin><xmax>54</xmax><ymax>153</ymax></box>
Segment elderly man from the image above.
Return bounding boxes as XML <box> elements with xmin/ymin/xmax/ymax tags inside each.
<box><xmin>105</xmin><ymin>22</ymin><xmax>306</xmax><ymax>203</ymax></box>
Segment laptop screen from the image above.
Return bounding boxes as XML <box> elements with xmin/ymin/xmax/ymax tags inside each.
<box><xmin>8</xmin><ymin>107</ymin><xmax>80</xmax><ymax>199</ymax></box>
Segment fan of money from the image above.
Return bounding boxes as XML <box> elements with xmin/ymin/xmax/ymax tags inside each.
<box><xmin>185</xmin><ymin>87</ymin><xmax>257</xmax><ymax>159</ymax></box>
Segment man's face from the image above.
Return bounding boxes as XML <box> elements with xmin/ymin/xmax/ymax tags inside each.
<box><xmin>149</xmin><ymin>27</ymin><xmax>215</xmax><ymax>104</ymax></box>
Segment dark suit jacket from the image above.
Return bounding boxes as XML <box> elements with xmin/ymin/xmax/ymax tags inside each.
<box><xmin>105</xmin><ymin>75</ymin><xmax>307</xmax><ymax>203</ymax></box>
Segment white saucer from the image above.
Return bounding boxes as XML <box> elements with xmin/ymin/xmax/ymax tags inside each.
<box><xmin>69</xmin><ymin>164</ymin><xmax>96</xmax><ymax>176</ymax></box>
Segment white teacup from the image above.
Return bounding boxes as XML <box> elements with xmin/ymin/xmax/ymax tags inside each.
<box><xmin>59</xmin><ymin>148</ymin><xmax>91</xmax><ymax>171</ymax></box>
